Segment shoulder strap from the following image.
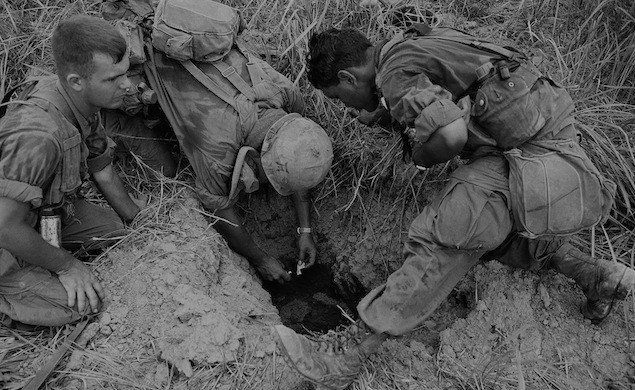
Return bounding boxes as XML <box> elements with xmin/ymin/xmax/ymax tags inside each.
<box><xmin>423</xmin><ymin>34</ymin><xmax>523</xmax><ymax>60</ymax></box>
<box><xmin>388</xmin><ymin>22</ymin><xmax>524</xmax><ymax>61</ymax></box>
<box><xmin>181</xmin><ymin>60</ymin><xmax>239</xmax><ymax>110</ymax></box>
<box><xmin>211</xmin><ymin>60</ymin><xmax>255</xmax><ymax>101</ymax></box>
<box><xmin>0</xmin><ymin>79</ymin><xmax>39</xmax><ymax>119</ymax></box>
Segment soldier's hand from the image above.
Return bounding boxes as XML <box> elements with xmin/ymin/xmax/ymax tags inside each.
<box><xmin>297</xmin><ymin>233</ymin><xmax>317</xmax><ymax>268</ymax></box>
<box><xmin>255</xmin><ymin>256</ymin><xmax>291</xmax><ymax>284</ymax></box>
<box><xmin>57</xmin><ymin>259</ymin><xmax>104</xmax><ymax>314</ymax></box>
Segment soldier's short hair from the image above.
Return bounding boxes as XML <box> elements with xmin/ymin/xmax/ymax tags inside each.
<box><xmin>52</xmin><ymin>15</ymin><xmax>127</xmax><ymax>79</ymax></box>
<box><xmin>307</xmin><ymin>28</ymin><xmax>372</xmax><ymax>89</ymax></box>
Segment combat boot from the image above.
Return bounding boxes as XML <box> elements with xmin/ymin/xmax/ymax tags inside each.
<box><xmin>274</xmin><ymin>320</ymin><xmax>387</xmax><ymax>389</ymax></box>
<box><xmin>550</xmin><ymin>245</ymin><xmax>635</xmax><ymax>323</ymax></box>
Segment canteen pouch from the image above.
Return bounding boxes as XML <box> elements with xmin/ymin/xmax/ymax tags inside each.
<box><xmin>505</xmin><ymin>139</ymin><xmax>616</xmax><ymax>238</ymax></box>
<box><xmin>152</xmin><ymin>0</ymin><xmax>241</xmax><ymax>63</ymax></box>
<box><xmin>472</xmin><ymin>63</ymin><xmax>546</xmax><ymax>150</ymax></box>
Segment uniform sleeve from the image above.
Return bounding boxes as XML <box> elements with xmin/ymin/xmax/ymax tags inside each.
<box><xmin>85</xmin><ymin>115</ymin><xmax>115</xmax><ymax>173</ymax></box>
<box><xmin>253</xmin><ymin>58</ymin><xmax>305</xmax><ymax>115</ymax></box>
<box><xmin>381</xmin><ymin>69</ymin><xmax>464</xmax><ymax>144</ymax></box>
<box><xmin>190</xmin><ymin>149</ymin><xmax>237</xmax><ymax>211</ymax></box>
<box><xmin>0</xmin><ymin>131</ymin><xmax>61</xmax><ymax>207</ymax></box>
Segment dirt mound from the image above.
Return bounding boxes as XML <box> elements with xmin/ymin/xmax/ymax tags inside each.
<box><xmin>437</xmin><ymin>262</ymin><xmax>635</xmax><ymax>389</ymax></box>
<box><xmin>70</xmin><ymin>194</ymin><xmax>303</xmax><ymax>389</ymax></box>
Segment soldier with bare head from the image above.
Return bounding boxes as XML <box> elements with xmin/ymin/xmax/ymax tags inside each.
<box><xmin>0</xmin><ymin>15</ymin><xmax>146</xmax><ymax>327</ymax></box>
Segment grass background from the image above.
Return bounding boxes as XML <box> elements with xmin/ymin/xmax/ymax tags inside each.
<box><xmin>1</xmin><ymin>0</ymin><xmax>634</xmax><ymax>388</ymax></box>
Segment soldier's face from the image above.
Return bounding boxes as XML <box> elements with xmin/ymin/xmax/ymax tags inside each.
<box><xmin>83</xmin><ymin>52</ymin><xmax>132</xmax><ymax>110</ymax></box>
<box><xmin>322</xmin><ymin>79</ymin><xmax>378</xmax><ymax>112</ymax></box>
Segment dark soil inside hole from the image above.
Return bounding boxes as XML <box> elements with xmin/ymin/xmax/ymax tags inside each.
<box><xmin>262</xmin><ymin>264</ymin><xmax>367</xmax><ymax>334</ymax></box>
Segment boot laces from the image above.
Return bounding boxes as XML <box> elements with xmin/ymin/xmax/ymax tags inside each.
<box><xmin>309</xmin><ymin>322</ymin><xmax>370</xmax><ymax>354</ymax></box>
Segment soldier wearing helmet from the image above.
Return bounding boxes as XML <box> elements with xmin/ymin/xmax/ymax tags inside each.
<box><xmin>146</xmin><ymin>42</ymin><xmax>333</xmax><ymax>284</ymax></box>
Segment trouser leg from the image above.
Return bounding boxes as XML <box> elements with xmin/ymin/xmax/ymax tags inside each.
<box><xmin>0</xmin><ymin>249</ymin><xmax>90</xmax><ymax>326</ymax></box>
<box><xmin>62</xmin><ymin>198</ymin><xmax>126</xmax><ymax>254</ymax></box>
<box><xmin>358</xmin><ymin>156</ymin><xmax>514</xmax><ymax>335</ymax></box>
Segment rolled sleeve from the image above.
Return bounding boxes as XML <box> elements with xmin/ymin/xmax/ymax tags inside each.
<box><xmin>0</xmin><ymin>131</ymin><xmax>61</xmax><ymax>207</ymax></box>
<box><xmin>0</xmin><ymin>179</ymin><xmax>43</xmax><ymax>207</ymax></box>
<box><xmin>87</xmin><ymin>137</ymin><xmax>115</xmax><ymax>173</ymax></box>
<box><xmin>413</xmin><ymin>99</ymin><xmax>464</xmax><ymax>143</ymax></box>
<box><xmin>382</xmin><ymin>70</ymin><xmax>463</xmax><ymax>143</ymax></box>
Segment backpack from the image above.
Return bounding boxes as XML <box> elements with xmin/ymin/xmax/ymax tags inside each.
<box><xmin>151</xmin><ymin>0</ymin><xmax>242</xmax><ymax>63</ymax></box>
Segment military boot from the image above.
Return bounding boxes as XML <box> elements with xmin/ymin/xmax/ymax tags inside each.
<box><xmin>550</xmin><ymin>245</ymin><xmax>635</xmax><ymax>323</ymax></box>
<box><xmin>274</xmin><ymin>320</ymin><xmax>387</xmax><ymax>390</ymax></box>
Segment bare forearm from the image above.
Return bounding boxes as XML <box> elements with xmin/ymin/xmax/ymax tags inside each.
<box><xmin>213</xmin><ymin>207</ymin><xmax>267</xmax><ymax>264</ymax></box>
<box><xmin>0</xmin><ymin>223</ymin><xmax>75</xmax><ymax>272</ymax></box>
<box><xmin>92</xmin><ymin>163</ymin><xmax>140</xmax><ymax>222</ymax></box>
<box><xmin>292</xmin><ymin>190</ymin><xmax>312</xmax><ymax>228</ymax></box>
<box><xmin>0</xmin><ymin>197</ymin><xmax>76</xmax><ymax>272</ymax></box>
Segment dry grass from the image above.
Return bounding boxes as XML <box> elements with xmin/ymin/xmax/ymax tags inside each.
<box><xmin>1</xmin><ymin>0</ymin><xmax>634</xmax><ymax>389</ymax></box>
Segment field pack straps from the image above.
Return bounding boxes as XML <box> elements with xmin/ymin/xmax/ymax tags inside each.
<box><xmin>428</xmin><ymin>35</ymin><xmax>522</xmax><ymax>61</ymax></box>
<box><xmin>394</xmin><ymin>23</ymin><xmax>524</xmax><ymax>62</ymax></box>
<box><xmin>0</xmin><ymin>79</ymin><xmax>40</xmax><ymax>120</ymax></box>
<box><xmin>211</xmin><ymin>60</ymin><xmax>255</xmax><ymax>101</ymax></box>
<box><xmin>181</xmin><ymin>60</ymin><xmax>239</xmax><ymax>111</ymax></box>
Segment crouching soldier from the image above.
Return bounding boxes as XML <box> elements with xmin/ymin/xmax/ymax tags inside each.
<box><xmin>273</xmin><ymin>24</ymin><xmax>635</xmax><ymax>389</ymax></box>
<box><xmin>143</xmin><ymin>0</ymin><xmax>333</xmax><ymax>284</ymax></box>
<box><xmin>0</xmin><ymin>16</ymin><xmax>145</xmax><ymax>327</ymax></box>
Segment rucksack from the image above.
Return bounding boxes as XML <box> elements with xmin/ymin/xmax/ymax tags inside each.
<box><xmin>151</xmin><ymin>0</ymin><xmax>242</xmax><ymax>63</ymax></box>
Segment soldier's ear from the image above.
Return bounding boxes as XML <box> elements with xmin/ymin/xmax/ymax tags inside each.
<box><xmin>65</xmin><ymin>73</ymin><xmax>84</xmax><ymax>92</ymax></box>
<box><xmin>337</xmin><ymin>70</ymin><xmax>357</xmax><ymax>86</ymax></box>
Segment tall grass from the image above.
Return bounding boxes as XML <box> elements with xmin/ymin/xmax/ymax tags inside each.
<box><xmin>1</xmin><ymin>0</ymin><xmax>634</xmax><ymax>389</ymax></box>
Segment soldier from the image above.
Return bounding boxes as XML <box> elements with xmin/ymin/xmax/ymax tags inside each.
<box><xmin>144</xmin><ymin>0</ymin><xmax>333</xmax><ymax>284</ymax></box>
<box><xmin>273</xmin><ymin>25</ymin><xmax>635</xmax><ymax>389</ymax></box>
<box><xmin>0</xmin><ymin>15</ymin><xmax>145</xmax><ymax>326</ymax></box>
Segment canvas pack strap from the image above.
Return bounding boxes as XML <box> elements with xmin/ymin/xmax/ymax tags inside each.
<box><xmin>181</xmin><ymin>60</ymin><xmax>239</xmax><ymax>111</ymax></box>
<box><xmin>422</xmin><ymin>34</ymin><xmax>523</xmax><ymax>61</ymax></box>
<box><xmin>383</xmin><ymin>22</ymin><xmax>524</xmax><ymax>62</ymax></box>
<box><xmin>211</xmin><ymin>60</ymin><xmax>256</xmax><ymax>101</ymax></box>
<box><xmin>229</xmin><ymin>145</ymin><xmax>258</xmax><ymax>200</ymax></box>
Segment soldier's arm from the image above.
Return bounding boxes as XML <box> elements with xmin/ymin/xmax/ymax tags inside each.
<box><xmin>381</xmin><ymin>70</ymin><xmax>467</xmax><ymax>165</ymax></box>
<box><xmin>410</xmin><ymin>118</ymin><xmax>468</xmax><ymax>167</ymax></box>
<box><xmin>92</xmin><ymin>163</ymin><xmax>140</xmax><ymax>223</ymax></box>
<box><xmin>293</xmin><ymin>190</ymin><xmax>317</xmax><ymax>268</ymax></box>
<box><xmin>0</xmin><ymin>132</ymin><xmax>103</xmax><ymax>312</ymax></box>
<box><xmin>213</xmin><ymin>206</ymin><xmax>291</xmax><ymax>284</ymax></box>
<box><xmin>0</xmin><ymin>196</ymin><xmax>75</xmax><ymax>272</ymax></box>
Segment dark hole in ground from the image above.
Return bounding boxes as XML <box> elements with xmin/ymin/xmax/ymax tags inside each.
<box><xmin>262</xmin><ymin>264</ymin><xmax>367</xmax><ymax>334</ymax></box>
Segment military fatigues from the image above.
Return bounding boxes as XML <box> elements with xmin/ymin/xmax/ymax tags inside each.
<box><xmin>101</xmin><ymin>108</ymin><xmax>178</xmax><ymax>178</ymax></box>
<box><xmin>356</xmin><ymin>28</ymin><xmax>590</xmax><ymax>335</ymax></box>
<box><xmin>146</xmin><ymin>48</ymin><xmax>305</xmax><ymax>211</ymax></box>
<box><xmin>0</xmin><ymin>76</ymin><xmax>124</xmax><ymax>326</ymax></box>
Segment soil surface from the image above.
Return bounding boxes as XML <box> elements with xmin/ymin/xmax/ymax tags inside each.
<box><xmin>53</xmin><ymin>182</ymin><xmax>633</xmax><ymax>390</ymax></box>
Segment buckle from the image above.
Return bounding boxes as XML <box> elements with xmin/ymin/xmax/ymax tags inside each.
<box><xmin>221</xmin><ymin>66</ymin><xmax>237</xmax><ymax>77</ymax></box>
<box><xmin>475</xmin><ymin>62</ymin><xmax>494</xmax><ymax>81</ymax></box>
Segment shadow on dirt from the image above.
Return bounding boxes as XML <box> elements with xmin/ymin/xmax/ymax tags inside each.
<box><xmin>262</xmin><ymin>264</ymin><xmax>367</xmax><ymax>334</ymax></box>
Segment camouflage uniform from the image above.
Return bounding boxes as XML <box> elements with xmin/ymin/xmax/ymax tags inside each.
<box><xmin>101</xmin><ymin>108</ymin><xmax>177</xmax><ymax>178</ymax></box>
<box><xmin>0</xmin><ymin>76</ymin><xmax>124</xmax><ymax>326</ymax></box>
<box><xmin>357</xmin><ymin>28</ymin><xmax>585</xmax><ymax>335</ymax></box>
<box><xmin>147</xmin><ymin>48</ymin><xmax>305</xmax><ymax>211</ymax></box>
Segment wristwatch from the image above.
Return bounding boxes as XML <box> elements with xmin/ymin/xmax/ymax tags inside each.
<box><xmin>297</xmin><ymin>227</ymin><xmax>312</xmax><ymax>235</ymax></box>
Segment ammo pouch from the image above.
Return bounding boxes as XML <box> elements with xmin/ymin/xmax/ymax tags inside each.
<box><xmin>471</xmin><ymin>62</ymin><xmax>546</xmax><ymax>150</ymax></box>
<box><xmin>505</xmin><ymin>139</ymin><xmax>616</xmax><ymax>238</ymax></box>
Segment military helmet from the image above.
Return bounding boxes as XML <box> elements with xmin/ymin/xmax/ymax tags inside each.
<box><xmin>261</xmin><ymin>113</ymin><xmax>333</xmax><ymax>196</ymax></box>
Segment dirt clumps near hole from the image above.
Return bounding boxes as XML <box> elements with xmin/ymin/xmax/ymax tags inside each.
<box><xmin>84</xmin><ymin>194</ymin><xmax>301</xmax><ymax>389</ymax></box>
<box><xmin>437</xmin><ymin>262</ymin><xmax>635</xmax><ymax>389</ymax></box>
